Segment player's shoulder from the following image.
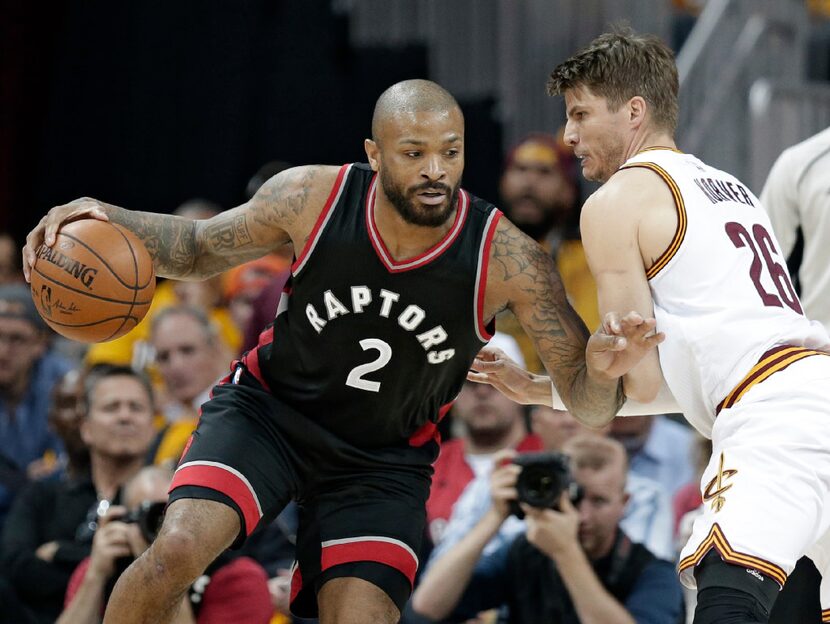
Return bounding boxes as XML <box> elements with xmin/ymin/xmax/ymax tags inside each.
<box><xmin>251</xmin><ymin>164</ymin><xmax>350</xmax><ymax>225</ymax></box>
<box><xmin>594</xmin><ymin>165</ymin><xmax>676</xmax><ymax>214</ymax></box>
<box><xmin>580</xmin><ymin>169</ymin><xmax>645</xmax><ymax>221</ymax></box>
<box><xmin>265</xmin><ymin>164</ymin><xmax>344</xmax><ymax>197</ymax></box>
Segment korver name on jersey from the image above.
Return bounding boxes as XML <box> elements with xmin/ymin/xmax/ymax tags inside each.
<box><xmin>304</xmin><ymin>285</ymin><xmax>456</xmax><ymax>365</ymax></box>
<box><xmin>694</xmin><ymin>177</ymin><xmax>755</xmax><ymax>207</ymax></box>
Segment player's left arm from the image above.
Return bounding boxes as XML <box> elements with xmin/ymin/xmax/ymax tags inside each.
<box><xmin>484</xmin><ymin>219</ymin><xmax>628</xmax><ymax>427</ymax></box>
<box><xmin>580</xmin><ymin>169</ymin><xmax>670</xmax><ymax>403</ymax></box>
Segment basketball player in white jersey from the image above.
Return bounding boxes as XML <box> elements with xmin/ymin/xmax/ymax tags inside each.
<box><xmin>470</xmin><ymin>29</ymin><xmax>830</xmax><ymax>624</ymax></box>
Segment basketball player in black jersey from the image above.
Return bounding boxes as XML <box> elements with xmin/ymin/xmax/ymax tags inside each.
<box><xmin>23</xmin><ymin>80</ymin><xmax>660</xmax><ymax>624</ymax></box>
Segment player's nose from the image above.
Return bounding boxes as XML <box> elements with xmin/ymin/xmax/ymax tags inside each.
<box><xmin>421</xmin><ymin>155</ymin><xmax>446</xmax><ymax>181</ymax></box>
<box><xmin>563</xmin><ymin>120</ymin><xmax>578</xmax><ymax>146</ymax></box>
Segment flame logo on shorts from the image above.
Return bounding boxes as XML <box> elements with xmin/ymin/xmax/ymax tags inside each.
<box><xmin>703</xmin><ymin>452</ymin><xmax>737</xmax><ymax>512</ymax></box>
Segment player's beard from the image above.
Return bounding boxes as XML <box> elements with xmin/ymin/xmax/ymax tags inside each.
<box><xmin>589</xmin><ymin>134</ymin><xmax>627</xmax><ymax>183</ymax></box>
<box><xmin>380</xmin><ymin>171</ymin><xmax>461</xmax><ymax>227</ymax></box>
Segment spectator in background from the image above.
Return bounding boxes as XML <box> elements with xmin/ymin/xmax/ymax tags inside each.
<box><xmin>44</xmin><ymin>369</ymin><xmax>90</xmax><ymax>480</ymax></box>
<box><xmin>426</xmin><ymin>333</ymin><xmax>538</xmax><ymax>548</ymax></box>
<box><xmin>0</xmin><ymin>364</ymin><xmax>156</xmax><ymax>624</ymax></box>
<box><xmin>609</xmin><ymin>414</ymin><xmax>695</xmax><ymax>502</ymax></box>
<box><xmin>147</xmin><ymin>306</ymin><xmax>228</xmax><ymax>467</ymax></box>
<box><xmin>762</xmin><ymin>126</ymin><xmax>830</xmax><ymax>332</ymax></box>
<box><xmin>526</xmin><ymin>404</ymin><xmax>582</xmax><ymax>453</ymax></box>
<box><xmin>0</xmin><ymin>284</ymin><xmax>73</xmax><ymax>530</ymax></box>
<box><xmin>495</xmin><ymin>133</ymin><xmax>598</xmax><ymax>372</ymax></box>
<box><xmin>58</xmin><ymin>465</ymin><xmax>272</xmax><ymax>624</ymax></box>
<box><xmin>222</xmin><ymin>254</ymin><xmax>290</xmax><ymax>346</ymax></box>
<box><xmin>533</xmin><ymin>406</ymin><xmax>676</xmax><ymax>562</ymax></box>
<box><xmin>0</xmin><ymin>233</ymin><xmax>20</xmax><ymax>285</ymax></box>
<box><xmin>411</xmin><ymin>435</ymin><xmax>683</xmax><ymax>623</ymax></box>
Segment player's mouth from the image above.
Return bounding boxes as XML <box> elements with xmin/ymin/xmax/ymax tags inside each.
<box><xmin>416</xmin><ymin>189</ymin><xmax>448</xmax><ymax>205</ymax></box>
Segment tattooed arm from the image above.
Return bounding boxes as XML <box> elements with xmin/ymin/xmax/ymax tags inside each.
<box><xmin>483</xmin><ymin>219</ymin><xmax>625</xmax><ymax>427</ymax></box>
<box><xmin>23</xmin><ymin>165</ymin><xmax>338</xmax><ymax>281</ymax></box>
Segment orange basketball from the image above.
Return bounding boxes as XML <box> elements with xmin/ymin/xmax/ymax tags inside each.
<box><xmin>30</xmin><ymin>219</ymin><xmax>156</xmax><ymax>343</ymax></box>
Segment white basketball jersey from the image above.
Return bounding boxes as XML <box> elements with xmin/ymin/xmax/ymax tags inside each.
<box><xmin>621</xmin><ymin>148</ymin><xmax>830</xmax><ymax>437</ymax></box>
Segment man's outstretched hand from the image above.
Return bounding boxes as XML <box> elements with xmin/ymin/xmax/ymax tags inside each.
<box><xmin>587</xmin><ymin>311</ymin><xmax>665</xmax><ymax>381</ymax></box>
<box><xmin>467</xmin><ymin>347</ymin><xmax>556</xmax><ymax>406</ymax></box>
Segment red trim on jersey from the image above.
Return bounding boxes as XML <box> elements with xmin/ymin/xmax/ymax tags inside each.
<box><xmin>409</xmin><ymin>401</ymin><xmax>454</xmax><ymax>447</ymax></box>
<box><xmin>291</xmin><ymin>164</ymin><xmax>351</xmax><ymax>274</ymax></box>
<box><xmin>256</xmin><ymin>325</ymin><xmax>275</xmax><ymax>349</ymax></box>
<box><xmin>178</xmin><ymin>434</ymin><xmax>195</xmax><ymax>465</ymax></box>
<box><xmin>289</xmin><ymin>566</ymin><xmax>303</xmax><ymax>605</ymax></box>
<box><xmin>476</xmin><ymin>211</ymin><xmax>502</xmax><ymax>340</ymax></box>
<box><xmin>241</xmin><ymin>348</ymin><xmax>267</xmax><ymax>389</ymax></box>
<box><xmin>321</xmin><ymin>538</ymin><xmax>418</xmax><ymax>586</ymax></box>
<box><xmin>366</xmin><ymin>175</ymin><xmax>470</xmax><ymax>273</ymax></box>
<box><xmin>170</xmin><ymin>463</ymin><xmax>262</xmax><ymax>535</ymax></box>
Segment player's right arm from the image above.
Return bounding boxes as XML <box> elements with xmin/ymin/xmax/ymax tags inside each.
<box><xmin>23</xmin><ymin>165</ymin><xmax>340</xmax><ymax>282</ymax></box>
<box><xmin>481</xmin><ymin>217</ymin><xmax>665</xmax><ymax>427</ymax></box>
<box><xmin>468</xmin><ymin>345</ymin><xmax>680</xmax><ymax>415</ymax></box>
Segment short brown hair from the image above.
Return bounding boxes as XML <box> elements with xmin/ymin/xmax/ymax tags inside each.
<box><xmin>563</xmin><ymin>433</ymin><xmax>628</xmax><ymax>476</ymax></box>
<box><xmin>547</xmin><ymin>28</ymin><xmax>679</xmax><ymax>134</ymax></box>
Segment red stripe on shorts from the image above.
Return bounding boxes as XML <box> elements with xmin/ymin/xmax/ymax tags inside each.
<box><xmin>289</xmin><ymin>565</ymin><xmax>303</xmax><ymax>605</ymax></box>
<box><xmin>170</xmin><ymin>462</ymin><xmax>262</xmax><ymax>535</ymax></box>
<box><xmin>321</xmin><ymin>537</ymin><xmax>419</xmax><ymax>586</ymax></box>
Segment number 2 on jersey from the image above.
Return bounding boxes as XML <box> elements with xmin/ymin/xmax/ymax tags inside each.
<box><xmin>346</xmin><ymin>338</ymin><xmax>392</xmax><ymax>392</ymax></box>
<box><xmin>725</xmin><ymin>222</ymin><xmax>802</xmax><ymax>314</ymax></box>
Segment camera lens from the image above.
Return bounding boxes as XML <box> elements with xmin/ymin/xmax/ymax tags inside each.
<box><xmin>520</xmin><ymin>466</ymin><xmax>562</xmax><ymax>508</ymax></box>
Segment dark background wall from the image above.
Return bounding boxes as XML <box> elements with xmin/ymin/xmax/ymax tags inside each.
<box><xmin>0</xmin><ymin>0</ymin><xmax>502</xmax><ymax>247</ymax></box>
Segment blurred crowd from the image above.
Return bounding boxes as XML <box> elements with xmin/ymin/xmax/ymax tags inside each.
<box><xmin>2</xmin><ymin>4</ymin><xmax>830</xmax><ymax>613</ymax></box>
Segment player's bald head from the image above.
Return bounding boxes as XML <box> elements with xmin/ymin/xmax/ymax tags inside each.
<box><xmin>371</xmin><ymin>79</ymin><xmax>463</xmax><ymax>141</ymax></box>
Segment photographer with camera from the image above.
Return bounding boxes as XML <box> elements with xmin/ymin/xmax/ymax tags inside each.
<box><xmin>1</xmin><ymin>364</ymin><xmax>157</xmax><ymax>624</ymax></box>
<box><xmin>58</xmin><ymin>465</ymin><xmax>272</xmax><ymax>624</ymax></box>
<box><xmin>411</xmin><ymin>434</ymin><xmax>682</xmax><ymax>623</ymax></box>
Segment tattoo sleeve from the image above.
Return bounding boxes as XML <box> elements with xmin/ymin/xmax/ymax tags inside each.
<box><xmin>92</xmin><ymin>166</ymin><xmax>320</xmax><ymax>280</ymax></box>
<box><xmin>492</xmin><ymin>224</ymin><xmax>624</xmax><ymax>424</ymax></box>
<box><xmin>96</xmin><ymin>202</ymin><xmax>199</xmax><ymax>278</ymax></box>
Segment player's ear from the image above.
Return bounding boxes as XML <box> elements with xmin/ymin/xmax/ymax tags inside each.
<box><xmin>364</xmin><ymin>139</ymin><xmax>380</xmax><ymax>172</ymax></box>
<box><xmin>629</xmin><ymin>96</ymin><xmax>647</xmax><ymax>129</ymax></box>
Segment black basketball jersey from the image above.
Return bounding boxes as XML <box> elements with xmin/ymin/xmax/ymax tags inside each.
<box><xmin>243</xmin><ymin>163</ymin><xmax>502</xmax><ymax>449</ymax></box>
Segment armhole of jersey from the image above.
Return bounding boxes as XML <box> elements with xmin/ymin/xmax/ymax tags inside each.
<box><xmin>474</xmin><ymin>209</ymin><xmax>502</xmax><ymax>342</ymax></box>
<box><xmin>620</xmin><ymin>162</ymin><xmax>687</xmax><ymax>280</ymax></box>
<box><xmin>291</xmin><ymin>163</ymin><xmax>353</xmax><ymax>276</ymax></box>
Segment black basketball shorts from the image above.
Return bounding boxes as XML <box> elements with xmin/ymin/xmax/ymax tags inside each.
<box><xmin>168</xmin><ymin>365</ymin><xmax>435</xmax><ymax>617</ymax></box>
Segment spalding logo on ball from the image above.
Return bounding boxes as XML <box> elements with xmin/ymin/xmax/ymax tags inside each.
<box><xmin>30</xmin><ymin>220</ymin><xmax>156</xmax><ymax>343</ymax></box>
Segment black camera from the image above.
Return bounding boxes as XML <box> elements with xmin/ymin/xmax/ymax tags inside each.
<box><xmin>121</xmin><ymin>501</ymin><xmax>166</xmax><ymax>543</ymax></box>
<box><xmin>510</xmin><ymin>451</ymin><xmax>583</xmax><ymax>518</ymax></box>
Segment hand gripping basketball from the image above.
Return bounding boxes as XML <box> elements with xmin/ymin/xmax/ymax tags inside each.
<box><xmin>25</xmin><ymin>199</ymin><xmax>155</xmax><ymax>343</ymax></box>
